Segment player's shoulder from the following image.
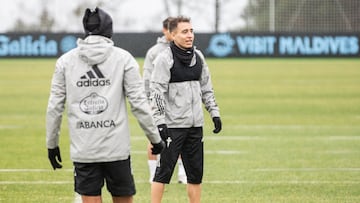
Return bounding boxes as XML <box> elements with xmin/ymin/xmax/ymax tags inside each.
<box><xmin>194</xmin><ymin>47</ymin><xmax>205</xmax><ymax>57</ymax></box>
<box><xmin>148</xmin><ymin>43</ymin><xmax>169</xmax><ymax>56</ymax></box>
<box><xmin>56</xmin><ymin>47</ymin><xmax>79</xmax><ymax>67</ymax></box>
<box><xmin>157</xmin><ymin>47</ymin><xmax>172</xmax><ymax>59</ymax></box>
<box><xmin>154</xmin><ymin>47</ymin><xmax>173</xmax><ymax>66</ymax></box>
<box><xmin>111</xmin><ymin>46</ymin><xmax>135</xmax><ymax>59</ymax></box>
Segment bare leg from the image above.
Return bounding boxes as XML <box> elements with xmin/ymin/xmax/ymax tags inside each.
<box><xmin>187</xmin><ymin>184</ymin><xmax>201</xmax><ymax>203</ymax></box>
<box><xmin>112</xmin><ymin>196</ymin><xmax>133</xmax><ymax>203</ymax></box>
<box><xmin>81</xmin><ymin>195</ymin><xmax>102</xmax><ymax>203</ymax></box>
<box><xmin>151</xmin><ymin>182</ymin><xmax>165</xmax><ymax>203</ymax></box>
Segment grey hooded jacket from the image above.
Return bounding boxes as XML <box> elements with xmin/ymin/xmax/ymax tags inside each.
<box><xmin>143</xmin><ymin>36</ymin><xmax>169</xmax><ymax>97</ymax></box>
<box><xmin>46</xmin><ymin>35</ymin><xmax>161</xmax><ymax>163</ymax></box>
<box><xmin>150</xmin><ymin>47</ymin><xmax>220</xmax><ymax>128</ymax></box>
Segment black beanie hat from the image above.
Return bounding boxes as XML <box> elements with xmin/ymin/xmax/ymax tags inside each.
<box><xmin>83</xmin><ymin>7</ymin><xmax>113</xmax><ymax>39</ymax></box>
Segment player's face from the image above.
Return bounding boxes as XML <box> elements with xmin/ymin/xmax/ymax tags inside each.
<box><xmin>172</xmin><ymin>22</ymin><xmax>194</xmax><ymax>49</ymax></box>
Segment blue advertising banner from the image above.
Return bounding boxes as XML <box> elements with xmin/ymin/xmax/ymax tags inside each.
<box><xmin>0</xmin><ymin>33</ymin><xmax>359</xmax><ymax>58</ymax></box>
<box><xmin>0</xmin><ymin>34</ymin><xmax>81</xmax><ymax>57</ymax></box>
<box><xmin>204</xmin><ymin>33</ymin><xmax>360</xmax><ymax>57</ymax></box>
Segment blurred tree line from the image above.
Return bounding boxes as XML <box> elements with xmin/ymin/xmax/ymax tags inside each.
<box><xmin>12</xmin><ymin>0</ymin><xmax>106</xmax><ymax>32</ymax></box>
<box><xmin>10</xmin><ymin>0</ymin><xmax>360</xmax><ymax>33</ymax></box>
<box><xmin>11</xmin><ymin>0</ymin><xmax>220</xmax><ymax>32</ymax></box>
<box><xmin>241</xmin><ymin>0</ymin><xmax>360</xmax><ymax>32</ymax></box>
<box><xmin>13</xmin><ymin>8</ymin><xmax>54</xmax><ymax>32</ymax></box>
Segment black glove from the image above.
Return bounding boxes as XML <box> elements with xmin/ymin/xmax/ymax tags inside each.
<box><xmin>48</xmin><ymin>146</ymin><xmax>62</xmax><ymax>170</ymax></box>
<box><xmin>151</xmin><ymin>140</ymin><xmax>165</xmax><ymax>155</ymax></box>
<box><xmin>212</xmin><ymin>117</ymin><xmax>222</xmax><ymax>133</ymax></box>
<box><xmin>157</xmin><ymin>124</ymin><xmax>169</xmax><ymax>141</ymax></box>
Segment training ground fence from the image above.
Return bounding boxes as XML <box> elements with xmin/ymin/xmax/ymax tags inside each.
<box><xmin>241</xmin><ymin>0</ymin><xmax>360</xmax><ymax>33</ymax></box>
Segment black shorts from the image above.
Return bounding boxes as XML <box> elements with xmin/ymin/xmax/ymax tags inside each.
<box><xmin>73</xmin><ymin>157</ymin><xmax>136</xmax><ymax>197</ymax></box>
<box><xmin>153</xmin><ymin>127</ymin><xmax>203</xmax><ymax>184</ymax></box>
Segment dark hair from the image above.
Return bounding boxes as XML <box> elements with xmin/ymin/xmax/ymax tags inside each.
<box><xmin>168</xmin><ymin>16</ymin><xmax>191</xmax><ymax>33</ymax></box>
<box><xmin>162</xmin><ymin>17</ymin><xmax>175</xmax><ymax>30</ymax></box>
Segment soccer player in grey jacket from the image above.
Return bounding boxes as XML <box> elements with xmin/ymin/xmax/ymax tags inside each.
<box><xmin>150</xmin><ymin>16</ymin><xmax>222</xmax><ymax>203</ymax></box>
<box><xmin>143</xmin><ymin>17</ymin><xmax>187</xmax><ymax>184</ymax></box>
<box><xmin>46</xmin><ymin>7</ymin><xmax>164</xmax><ymax>203</ymax></box>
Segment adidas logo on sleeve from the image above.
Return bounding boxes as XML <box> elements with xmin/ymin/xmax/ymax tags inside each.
<box><xmin>76</xmin><ymin>65</ymin><xmax>111</xmax><ymax>87</ymax></box>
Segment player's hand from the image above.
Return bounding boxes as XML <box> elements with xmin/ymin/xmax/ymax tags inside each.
<box><xmin>48</xmin><ymin>146</ymin><xmax>62</xmax><ymax>170</ymax></box>
<box><xmin>212</xmin><ymin>117</ymin><xmax>222</xmax><ymax>133</ymax></box>
<box><xmin>151</xmin><ymin>140</ymin><xmax>165</xmax><ymax>155</ymax></box>
<box><xmin>157</xmin><ymin>124</ymin><xmax>169</xmax><ymax>141</ymax></box>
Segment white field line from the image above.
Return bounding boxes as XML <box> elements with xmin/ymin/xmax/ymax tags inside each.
<box><xmin>0</xmin><ymin>180</ymin><xmax>359</xmax><ymax>185</ymax></box>
<box><xmin>130</xmin><ymin>150</ymin><xmax>248</xmax><ymax>155</ymax></box>
<box><xmin>1</xmin><ymin>124</ymin><xmax>358</xmax><ymax>129</ymax></box>
<box><xmin>2</xmin><ymin>124</ymin><xmax>360</xmax><ymax>131</ymax></box>
<box><xmin>203</xmin><ymin>180</ymin><xmax>360</xmax><ymax>184</ymax></box>
<box><xmin>0</xmin><ymin>169</ymin><xmax>73</xmax><ymax>172</ymax></box>
<box><xmin>246</xmin><ymin>168</ymin><xmax>360</xmax><ymax>172</ymax></box>
<box><xmin>0</xmin><ymin>125</ymin><xmax>21</xmax><ymax>129</ymax></box>
<box><xmin>203</xmin><ymin>136</ymin><xmax>264</xmax><ymax>141</ymax></box>
<box><xmin>326</xmin><ymin>136</ymin><xmax>360</xmax><ymax>140</ymax></box>
<box><xmin>0</xmin><ymin>181</ymin><xmax>73</xmax><ymax>185</ymax></box>
<box><xmin>320</xmin><ymin>150</ymin><xmax>356</xmax><ymax>154</ymax></box>
<box><xmin>229</xmin><ymin>124</ymin><xmax>360</xmax><ymax>130</ymax></box>
<box><xmin>1</xmin><ymin>168</ymin><xmax>359</xmax><ymax>173</ymax></box>
<box><xmin>131</xmin><ymin>135</ymin><xmax>360</xmax><ymax>141</ymax></box>
<box><xmin>1</xmin><ymin>168</ymin><xmax>359</xmax><ymax>185</ymax></box>
<box><xmin>206</xmin><ymin>135</ymin><xmax>360</xmax><ymax>141</ymax></box>
<box><xmin>131</xmin><ymin>136</ymin><xmax>265</xmax><ymax>141</ymax></box>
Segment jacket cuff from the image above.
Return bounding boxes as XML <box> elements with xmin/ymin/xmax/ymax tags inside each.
<box><xmin>210</xmin><ymin>110</ymin><xmax>220</xmax><ymax>118</ymax></box>
<box><xmin>155</xmin><ymin>117</ymin><xmax>166</xmax><ymax>126</ymax></box>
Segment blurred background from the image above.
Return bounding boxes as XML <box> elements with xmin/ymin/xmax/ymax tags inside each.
<box><xmin>0</xmin><ymin>0</ymin><xmax>360</xmax><ymax>58</ymax></box>
<box><xmin>1</xmin><ymin>0</ymin><xmax>359</xmax><ymax>33</ymax></box>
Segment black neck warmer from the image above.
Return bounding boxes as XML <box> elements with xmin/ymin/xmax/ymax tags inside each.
<box><xmin>170</xmin><ymin>41</ymin><xmax>194</xmax><ymax>66</ymax></box>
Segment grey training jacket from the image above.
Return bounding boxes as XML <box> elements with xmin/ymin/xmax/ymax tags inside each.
<box><xmin>150</xmin><ymin>47</ymin><xmax>220</xmax><ymax>128</ymax></box>
<box><xmin>143</xmin><ymin>36</ymin><xmax>169</xmax><ymax>97</ymax></box>
<box><xmin>46</xmin><ymin>36</ymin><xmax>161</xmax><ymax>163</ymax></box>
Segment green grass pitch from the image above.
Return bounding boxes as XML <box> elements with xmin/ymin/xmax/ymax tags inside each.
<box><xmin>0</xmin><ymin>58</ymin><xmax>359</xmax><ymax>202</ymax></box>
